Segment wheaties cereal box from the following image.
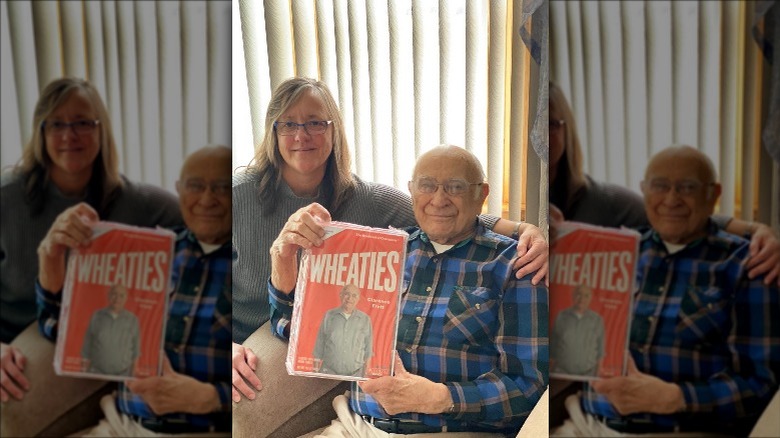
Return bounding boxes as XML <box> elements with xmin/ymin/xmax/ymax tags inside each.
<box><xmin>287</xmin><ymin>221</ymin><xmax>408</xmax><ymax>381</ymax></box>
<box><xmin>549</xmin><ymin>221</ymin><xmax>640</xmax><ymax>381</ymax></box>
<box><xmin>54</xmin><ymin>221</ymin><xmax>175</xmax><ymax>381</ymax></box>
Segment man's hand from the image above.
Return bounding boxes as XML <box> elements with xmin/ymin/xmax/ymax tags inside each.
<box><xmin>512</xmin><ymin>223</ymin><xmax>549</xmax><ymax>285</ymax></box>
<box><xmin>358</xmin><ymin>357</ymin><xmax>451</xmax><ymax>416</ymax></box>
<box><xmin>127</xmin><ymin>356</ymin><xmax>220</xmax><ymax>415</ymax></box>
<box><xmin>270</xmin><ymin>203</ymin><xmax>331</xmax><ymax>293</ymax></box>
<box><xmin>37</xmin><ymin>202</ymin><xmax>99</xmax><ymax>292</ymax></box>
<box><xmin>590</xmin><ymin>357</ymin><xmax>685</xmax><ymax>416</ymax></box>
<box><xmin>0</xmin><ymin>343</ymin><xmax>29</xmax><ymax>402</ymax></box>
<box><xmin>232</xmin><ymin>342</ymin><xmax>261</xmax><ymax>402</ymax></box>
<box><xmin>747</xmin><ymin>224</ymin><xmax>780</xmax><ymax>286</ymax></box>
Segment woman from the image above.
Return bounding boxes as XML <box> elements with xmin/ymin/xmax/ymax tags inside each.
<box><xmin>0</xmin><ymin>77</ymin><xmax>182</xmax><ymax>403</ymax></box>
<box><xmin>231</xmin><ymin>77</ymin><xmax>548</xmax><ymax>433</ymax></box>
<box><xmin>549</xmin><ymin>81</ymin><xmax>646</xmax><ymax>228</ymax></box>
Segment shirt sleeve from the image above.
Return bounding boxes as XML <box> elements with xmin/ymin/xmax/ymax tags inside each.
<box><xmin>268</xmin><ymin>279</ymin><xmax>294</xmax><ymax>340</ymax></box>
<box><xmin>477</xmin><ymin>214</ymin><xmax>500</xmax><ymax>230</ymax></box>
<box><xmin>677</xmin><ymin>275</ymin><xmax>780</xmax><ymax>419</ymax></box>
<box><xmin>132</xmin><ymin>317</ymin><xmax>141</xmax><ymax>360</ymax></box>
<box><xmin>710</xmin><ymin>214</ymin><xmax>731</xmax><ymax>230</ymax></box>
<box><xmin>362</xmin><ymin>314</ymin><xmax>374</xmax><ymax>361</ymax></box>
<box><xmin>445</xmin><ymin>274</ymin><xmax>549</xmax><ymax>425</ymax></box>
<box><xmin>312</xmin><ymin>312</ymin><xmax>327</xmax><ymax>359</ymax></box>
<box><xmin>597</xmin><ymin>317</ymin><xmax>606</xmax><ymax>359</ymax></box>
<box><xmin>81</xmin><ymin>317</ymin><xmax>93</xmax><ymax>359</ymax></box>
<box><xmin>35</xmin><ymin>280</ymin><xmax>62</xmax><ymax>341</ymax></box>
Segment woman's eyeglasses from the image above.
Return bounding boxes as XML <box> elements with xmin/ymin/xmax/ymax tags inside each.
<box><xmin>549</xmin><ymin>119</ymin><xmax>565</xmax><ymax>131</ymax></box>
<box><xmin>274</xmin><ymin>120</ymin><xmax>333</xmax><ymax>136</ymax></box>
<box><xmin>42</xmin><ymin>119</ymin><xmax>100</xmax><ymax>136</ymax></box>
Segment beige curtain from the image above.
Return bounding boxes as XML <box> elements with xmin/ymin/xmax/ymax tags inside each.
<box><xmin>0</xmin><ymin>0</ymin><xmax>232</xmax><ymax>192</ymax></box>
<box><xmin>234</xmin><ymin>0</ymin><xmax>544</xmax><ymax>224</ymax></box>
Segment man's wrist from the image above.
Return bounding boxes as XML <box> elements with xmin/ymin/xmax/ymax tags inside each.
<box><xmin>666</xmin><ymin>383</ymin><xmax>686</xmax><ymax>414</ymax></box>
<box><xmin>436</xmin><ymin>383</ymin><xmax>454</xmax><ymax>414</ymax></box>
<box><xmin>199</xmin><ymin>383</ymin><xmax>222</xmax><ymax>413</ymax></box>
<box><xmin>511</xmin><ymin>222</ymin><xmax>522</xmax><ymax>240</ymax></box>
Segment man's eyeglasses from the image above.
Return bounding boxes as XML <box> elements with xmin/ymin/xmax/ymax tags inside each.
<box><xmin>641</xmin><ymin>178</ymin><xmax>714</xmax><ymax>196</ymax></box>
<box><xmin>550</xmin><ymin>119</ymin><xmax>565</xmax><ymax>130</ymax></box>
<box><xmin>410</xmin><ymin>177</ymin><xmax>483</xmax><ymax>196</ymax></box>
<box><xmin>180</xmin><ymin>179</ymin><xmax>231</xmax><ymax>197</ymax></box>
<box><xmin>42</xmin><ymin>119</ymin><xmax>100</xmax><ymax>135</ymax></box>
<box><xmin>273</xmin><ymin>120</ymin><xmax>333</xmax><ymax>136</ymax></box>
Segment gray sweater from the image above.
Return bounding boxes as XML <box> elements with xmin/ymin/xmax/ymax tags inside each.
<box><xmin>231</xmin><ymin>171</ymin><xmax>417</xmax><ymax>343</ymax></box>
<box><xmin>0</xmin><ymin>172</ymin><xmax>182</xmax><ymax>343</ymax></box>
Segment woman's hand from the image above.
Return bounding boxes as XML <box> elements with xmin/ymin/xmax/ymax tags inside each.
<box><xmin>0</xmin><ymin>343</ymin><xmax>29</xmax><ymax>402</ymax></box>
<box><xmin>512</xmin><ymin>224</ymin><xmax>549</xmax><ymax>285</ymax></box>
<box><xmin>231</xmin><ymin>342</ymin><xmax>262</xmax><ymax>402</ymax></box>
<box><xmin>270</xmin><ymin>203</ymin><xmax>332</xmax><ymax>293</ymax></box>
<box><xmin>37</xmin><ymin>203</ymin><xmax>99</xmax><ymax>292</ymax></box>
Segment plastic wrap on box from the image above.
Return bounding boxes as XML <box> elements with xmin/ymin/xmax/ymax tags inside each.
<box><xmin>54</xmin><ymin>221</ymin><xmax>174</xmax><ymax>382</ymax></box>
<box><xmin>287</xmin><ymin>221</ymin><xmax>408</xmax><ymax>381</ymax></box>
<box><xmin>549</xmin><ymin>221</ymin><xmax>640</xmax><ymax>382</ymax></box>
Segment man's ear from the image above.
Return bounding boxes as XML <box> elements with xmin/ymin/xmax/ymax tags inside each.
<box><xmin>708</xmin><ymin>183</ymin><xmax>722</xmax><ymax>202</ymax></box>
<box><xmin>175</xmin><ymin>180</ymin><xmax>182</xmax><ymax>196</ymax></box>
<box><xmin>476</xmin><ymin>182</ymin><xmax>490</xmax><ymax>202</ymax></box>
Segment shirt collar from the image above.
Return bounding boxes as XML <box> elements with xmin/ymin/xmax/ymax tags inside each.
<box><xmin>407</xmin><ymin>217</ymin><xmax>499</xmax><ymax>251</ymax></box>
<box><xmin>177</xmin><ymin>227</ymin><xmax>231</xmax><ymax>255</ymax></box>
<box><xmin>644</xmin><ymin>219</ymin><xmax>721</xmax><ymax>253</ymax></box>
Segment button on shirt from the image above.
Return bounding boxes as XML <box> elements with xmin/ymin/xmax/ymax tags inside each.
<box><xmin>583</xmin><ymin>225</ymin><xmax>780</xmax><ymax>432</ymax></box>
<box><xmin>272</xmin><ymin>221</ymin><xmax>548</xmax><ymax>432</ymax></box>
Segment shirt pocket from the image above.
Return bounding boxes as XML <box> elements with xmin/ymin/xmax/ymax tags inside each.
<box><xmin>675</xmin><ymin>286</ymin><xmax>730</xmax><ymax>345</ymax></box>
<box><xmin>209</xmin><ymin>290</ymin><xmax>232</xmax><ymax>342</ymax></box>
<box><xmin>443</xmin><ymin>286</ymin><xmax>498</xmax><ymax>346</ymax></box>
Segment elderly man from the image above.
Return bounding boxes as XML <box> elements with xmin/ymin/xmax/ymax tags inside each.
<box><xmin>313</xmin><ymin>284</ymin><xmax>374</xmax><ymax>377</ymax></box>
<box><xmin>81</xmin><ymin>284</ymin><xmax>140</xmax><ymax>376</ymax></box>
<box><xmin>269</xmin><ymin>145</ymin><xmax>548</xmax><ymax>436</ymax></box>
<box><xmin>553</xmin><ymin>145</ymin><xmax>780</xmax><ymax>437</ymax></box>
<box><xmin>551</xmin><ymin>284</ymin><xmax>605</xmax><ymax>377</ymax></box>
<box><xmin>35</xmin><ymin>145</ymin><xmax>232</xmax><ymax>436</ymax></box>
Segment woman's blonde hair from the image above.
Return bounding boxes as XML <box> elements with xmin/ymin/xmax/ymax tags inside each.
<box><xmin>549</xmin><ymin>80</ymin><xmax>587</xmax><ymax>212</ymax></box>
<box><xmin>249</xmin><ymin>77</ymin><xmax>355</xmax><ymax>216</ymax></box>
<box><xmin>18</xmin><ymin>77</ymin><xmax>122</xmax><ymax>215</ymax></box>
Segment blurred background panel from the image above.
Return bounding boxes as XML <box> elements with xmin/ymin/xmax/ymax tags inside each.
<box><xmin>0</xmin><ymin>0</ymin><xmax>232</xmax><ymax>193</ymax></box>
<box><xmin>233</xmin><ymin>0</ymin><xmax>546</xmax><ymax>225</ymax></box>
<box><xmin>550</xmin><ymin>0</ymin><xmax>779</xmax><ymax>229</ymax></box>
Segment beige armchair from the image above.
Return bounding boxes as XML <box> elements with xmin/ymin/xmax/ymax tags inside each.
<box><xmin>750</xmin><ymin>389</ymin><xmax>780</xmax><ymax>437</ymax></box>
<box><xmin>0</xmin><ymin>324</ymin><xmax>113</xmax><ymax>437</ymax></box>
<box><xmin>232</xmin><ymin>321</ymin><xmax>346</xmax><ymax>438</ymax></box>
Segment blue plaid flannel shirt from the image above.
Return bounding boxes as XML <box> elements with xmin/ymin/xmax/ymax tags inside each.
<box><xmin>583</xmin><ymin>224</ymin><xmax>780</xmax><ymax>431</ymax></box>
